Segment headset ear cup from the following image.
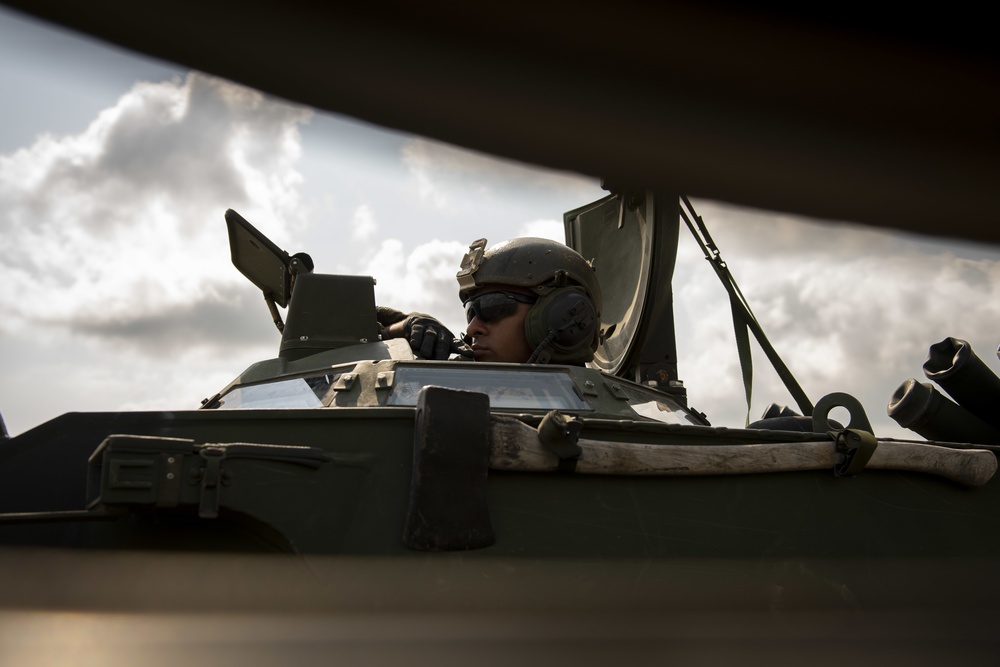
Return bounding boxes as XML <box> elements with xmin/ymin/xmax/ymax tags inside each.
<box><xmin>524</xmin><ymin>287</ymin><xmax>598</xmax><ymax>363</ymax></box>
<box><xmin>548</xmin><ymin>291</ymin><xmax>597</xmax><ymax>348</ymax></box>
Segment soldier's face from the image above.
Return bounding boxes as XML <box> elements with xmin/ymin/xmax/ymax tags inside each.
<box><xmin>465</xmin><ymin>286</ymin><xmax>535</xmax><ymax>363</ymax></box>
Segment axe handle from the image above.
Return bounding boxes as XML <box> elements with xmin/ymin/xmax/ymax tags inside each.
<box><xmin>489</xmin><ymin>419</ymin><xmax>997</xmax><ymax>488</ymax></box>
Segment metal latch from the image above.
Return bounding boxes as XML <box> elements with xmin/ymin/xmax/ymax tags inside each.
<box><xmin>604</xmin><ymin>381</ymin><xmax>630</xmax><ymax>401</ymax></box>
<box><xmin>89</xmin><ymin>436</ymin><xmax>327</xmax><ymax>518</ymax></box>
<box><xmin>834</xmin><ymin>428</ymin><xmax>878</xmax><ymax>477</ymax></box>
<box><xmin>196</xmin><ymin>446</ymin><xmax>231</xmax><ymax>518</ymax></box>
<box><xmin>537</xmin><ymin>410</ymin><xmax>583</xmax><ymax>472</ymax></box>
<box><xmin>334</xmin><ymin>373</ymin><xmax>357</xmax><ymax>391</ymax></box>
<box><xmin>577</xmin><ymin>378</ymin><xmax>599</xmax><ymax>397</ymax></box>
<box><xmin>375</xmin><ymin>371</ymin><xmax>394</xmax><ymax>390</ymax></box>
<box><xmin>810</xmin><ymin>392</ymin><xmax>878</xmax><ymax>477</ymax></box>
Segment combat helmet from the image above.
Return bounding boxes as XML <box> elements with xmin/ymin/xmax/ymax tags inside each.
<box><xmin>457</xmin><ymin>237</ymin><xmax>602</xmax><ymax>364</ymax></box>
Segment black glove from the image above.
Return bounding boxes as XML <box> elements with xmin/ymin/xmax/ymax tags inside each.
<box><xmin>377</xmin><ymin>307</ymin><xmax>472</xmax><ymax>360</ymax></box>
<box><xmin>405</xmin><ymin>314</ymin><xmax>456</xmax><ymax>360</ymax></box>
<box><xmin>376</xmin><ymin>306</ymin><xmax>409</xmax><ymax>331</ymax></box>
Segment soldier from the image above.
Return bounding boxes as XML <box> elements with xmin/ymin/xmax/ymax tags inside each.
<box><xmin>380</xmin><ymin>237</ymin><xmax>602</xmax><ymax>365</ymax></box>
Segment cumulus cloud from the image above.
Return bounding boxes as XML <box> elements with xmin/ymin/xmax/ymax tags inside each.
<box><xmin>56</xmin><ymin>285</ymin><xmax>278</xmax><ymax>353</ymax></box>
<box><xmin>0</xmin><ymin>72</ymin><xmax>312</xmax><ymax>351</ymax></box>
<box><xmin>402</xmin><ymin>140</ymin><xmax>451</xmax><ymax>208</ymax></box>
<box><xmin>363</xmin><ymin>238</ymin><xmax>469</xmax><ymax>333</ymax></box>
<box><xmin>672</xmin><ymin>199</ymin><xmax>1000</xmax><ymax>435</ymax></box>
<box><xmin>350</xmin><ymin>203</ymin><xmax>378</xmax><ymax>241</ymax></box>
<box><xmin>516</xmin><ymin>218</ymin><xmax>564</xmax><ymax>241</ymax></box>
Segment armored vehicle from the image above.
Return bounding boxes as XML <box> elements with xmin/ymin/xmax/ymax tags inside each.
<box><xmin>2</xmin><ymin>2</ymin><xmax>999</xmax><ymax>662</ymax></box>
<box><xmin>3</xmin><ymin>191</ymin><xmax>1000</xmax><ymax>663</ymax></box>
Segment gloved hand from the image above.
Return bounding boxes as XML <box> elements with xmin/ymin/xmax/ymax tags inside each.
<box><xmin>377</xmin><ymin>307</ymin><xmax>472</xmax><ymax>360</ymax></box>
<box><xmin>404</xmin><ymin>314</ymin><xmax>470</xmax><ymax>360</ymax></box>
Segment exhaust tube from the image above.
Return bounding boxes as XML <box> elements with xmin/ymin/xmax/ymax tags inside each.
<box><xmin>923</xmin><ymin>337</ymin><xmax>1000</xmax><ymax>431</ymax></box>
<box><xmin>888</xmin><ymin>378</ymin><xmax>1000</xmax><ymax>445</ymax></box>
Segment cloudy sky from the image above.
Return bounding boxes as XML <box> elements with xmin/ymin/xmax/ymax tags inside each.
<box><xmin>2</xmin><ymin>6</ymin><xmax>999</xmax><ymax>440</ymax></box>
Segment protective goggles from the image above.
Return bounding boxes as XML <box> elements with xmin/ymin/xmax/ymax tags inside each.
<box><xmin>463</xmin><ymin>291</ymin><xmax>537</xmax><ymax>323</ymax></box>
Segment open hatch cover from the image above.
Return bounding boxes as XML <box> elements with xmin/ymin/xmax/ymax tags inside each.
<box><xmin>564</xmin><ymin>192</ymin><xmax>683</xmax><ymax>396</ymax></box>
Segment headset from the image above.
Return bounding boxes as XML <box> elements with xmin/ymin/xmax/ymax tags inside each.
<box><xmin>524</xmin><ymin>286</ymin><xmax>599</xmax><ymax>364</ymax></box>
